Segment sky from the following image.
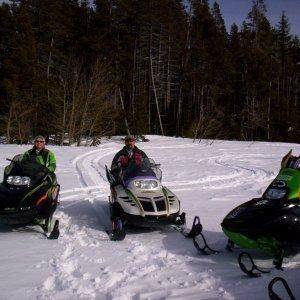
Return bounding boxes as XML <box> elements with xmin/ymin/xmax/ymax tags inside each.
<box><xmin>0</xmin><ymin>0</ymin><xmax>299</xmax><ymax>36</ymax></box>
<box><xmin>215</xmin><ymin>0</ymin><xmax>300</xmax><ymax>36</ymax></box>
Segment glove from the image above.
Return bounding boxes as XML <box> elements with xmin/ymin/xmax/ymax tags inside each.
<box><xmin>134</xmin><ymin>153</ymin><xmax>142</xmax><ymax>166</ymax></box>
<box><xmin>120</xmin><ymin>155</ymin><xmax>129</xmax><ymax>167</ymax></box>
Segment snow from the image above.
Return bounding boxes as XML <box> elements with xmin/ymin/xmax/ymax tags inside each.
<box><xmin>0</xmin><ymin>136</ymin><xmax>299</xmax><ymax>299</ymax></box>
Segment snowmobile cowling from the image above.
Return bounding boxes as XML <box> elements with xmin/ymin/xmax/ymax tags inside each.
<box><xmin>221</xmin><ymin>161</ymin><xmax>300</xmax><ymax>258</ymax></box>
<box><xmin>0</xmin><ymin>156</ymin><xmax>59</xmax><ymax>226</ymax></box>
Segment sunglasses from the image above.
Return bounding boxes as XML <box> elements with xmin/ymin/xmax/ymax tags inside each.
<box><xmin>35</xmin><ymin>140</ymin><xmax>45</xmax><ymax>143</ymax></box>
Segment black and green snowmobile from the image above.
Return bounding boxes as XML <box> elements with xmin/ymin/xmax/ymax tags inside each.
<box><xmin>221</xmin><ymin>151</ymin><xmax>300</xmax><ymax>269</ymax></box>
<box><xmin>0</xmin><ymin>154</ymin><xmax>60</xmax><ymax>239</ymax></box>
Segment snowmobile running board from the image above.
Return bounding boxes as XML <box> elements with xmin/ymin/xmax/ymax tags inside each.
<box><xmin>268</xmin><ymin>277</ymin><xmax>295</xmax><ymax>300</ymax></box>
<box><xmin>193</xmin><ymin>233</ymin><xmax>219</xmax><ymax>255</ymax></box>
<box><xmin>170</xmin><ymin>215</ymin><xmax>202</xmax><ymax>238</ymax></box>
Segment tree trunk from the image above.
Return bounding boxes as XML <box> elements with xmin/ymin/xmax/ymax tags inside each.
<box><xmin>149</xmin><ymin>41</ymin><xmax>164</xmax><ymax>136</ymax></box>
<box><xmin>118</xmin><ymin>87</ymin><xmax>131</xmax><ymax>135</ymax></box>
<box><xmin>47</xmin><ymin>38</ymin><xmax>54</xmax><ymax>104</ymax></box>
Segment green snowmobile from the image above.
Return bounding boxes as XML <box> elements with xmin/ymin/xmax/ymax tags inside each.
<box><xmin>0</xmin><ymin>154</ymin><xmax>60</xmax><ymax>239</ymax></box>
<box><xmin>221</xmin><ymin>150</ymin><xmax>300</xmax><ymax>271</ymax></box>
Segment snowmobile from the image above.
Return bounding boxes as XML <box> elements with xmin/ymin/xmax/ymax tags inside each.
<box><xmin>105</xmin><ymin>157</ymin><xmax>201</xmax><ymax>241</ymax></box>
<box><xmin>0</xmin><ymin>154</ymin><xmax>60</xmax><ymax>239</ymax></box>
<box><xmin>221</xmin><ymin>151</ymin><xmax>300</xmax><ymax>273</ymax></box>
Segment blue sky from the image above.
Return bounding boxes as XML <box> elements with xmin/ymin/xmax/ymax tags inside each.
<box><xmin>1</xmin><ymin>0</ymin><xmax>299</xmax><ymax>36</ymax></box>
<box><xmin>215</xmin><ymin>0</ymin><xmax>300</xmax><ymax>36</ymax></box>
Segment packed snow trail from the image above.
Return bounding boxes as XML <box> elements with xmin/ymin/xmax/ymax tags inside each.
<box><xmin>0</xmin><ymin>137</ymin><xmax>299</xmax><ymax>299</ymax></box>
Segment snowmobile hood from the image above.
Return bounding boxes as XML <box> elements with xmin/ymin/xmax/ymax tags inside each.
<box><xmin>3</xmin><ymin>158</ymin><xmax>48</xmax><ymax>187</ymax></box>
<box><xmin>0</xmin><ymin>157</ymin><xmax>57</xmax><ymax>221</ymax></box>
<box><xmin>223</xmin><ymin>166</ymin><xmax>300</xmax><ymax>228</ymax></box>
<box><xmin>221</xmin><ymin>197</ymin><xmax>282</xmax><ymax>233</ymax></box>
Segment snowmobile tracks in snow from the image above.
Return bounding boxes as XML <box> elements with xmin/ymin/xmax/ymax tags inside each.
<box><xmin>38</xmin><ymin>143</ymin><xmax>228</xmax><ymax>298</ymax></box>
<box><xmin>158</xmin><ymin>146</ymin><xmax>275</xmax><ymax>193</ymax></box>
<box><xmin>72</xmin><ymin>146</ymin><xmax>116</xmax><ymax>187</ymax></box>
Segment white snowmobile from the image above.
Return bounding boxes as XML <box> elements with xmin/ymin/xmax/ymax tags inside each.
<box><xmin>105</xmin><ymin>157</ymin><xmax>201</xmax><ymax>240</ymax></box>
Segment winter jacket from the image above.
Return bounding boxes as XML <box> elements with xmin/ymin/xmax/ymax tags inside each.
<box><xmin>111</xmin><ymin>146</ymin><xmax>148</xmax><ymax>178</ymax></box>
<box><xmin>21</xmin><ymin>147</ymin><xmax>56</xmax><ymax>173</ymax></box>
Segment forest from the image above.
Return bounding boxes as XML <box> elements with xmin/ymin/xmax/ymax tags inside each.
<box><xmin>0</xmin><ymin>0</ymin><xmax>299</xmax><ymax>145</ymax></box>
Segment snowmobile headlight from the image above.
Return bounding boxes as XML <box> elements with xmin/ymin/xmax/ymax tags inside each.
<box><xmin>134</xmin><ymin>179</ymin><xmax>158</xmax><ymax>190</ymax></box>
<box><xmin>13</xmin><ymin>176</ymin><xmax>22</xmax><ymax>185</ymax></box>
<box><xmin>265</xmin><ymin>188</ymin><xmax>286</xmax><ymax>200</ymax></box>
<box><xmin>7</xmin><ymin>176</ymin><xmax>31</xmax><ymax>186</ymax></box>
<box><xmin>21</xmin><ymin>177</ymin><xmax>31</xmax><ymax>185</ymax></box>
<box><xmin>7</xmin><ymin>176</ymin><xmax>14</xmax><ymax>184</ymax></box>
<box><xmin>134</xmin><ymin>180</ymin><xmax>142</xmax><ymax>188</ymax></box>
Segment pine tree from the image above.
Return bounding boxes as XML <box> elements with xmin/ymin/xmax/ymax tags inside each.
<box><xmin>2</xmin><ymin>1</ymin><xmax>37</xmax><ymax>142</ymax></box>
<box><xmin>212</xmin><ymin>1</ymin><xmax>226</xmax><ymax>36</ymax></box>
<box><xmin>0</xmin><ymin>3</ymin><xmax>15</xmax><ymax>137</ymax></box>
<box><xmin>274</xmin><ymin>12</ymin><xmax>299</xmax><ymax>141</ymax></box>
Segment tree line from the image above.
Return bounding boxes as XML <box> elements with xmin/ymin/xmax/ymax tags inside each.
<box><xmin>0</xmin><ymin>0</ymin><xmax>299</xmax><ymax>145</ymax></box>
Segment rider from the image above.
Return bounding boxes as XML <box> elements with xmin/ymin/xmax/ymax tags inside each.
<box><xmin>21</xmin><ymin>136</ymin><xmax>58</xmax><ymax>228</ymax></box>
<box><xmin>21</xmin><ymin>135</ymin><xmax>56</xmax><ymax>173</ymax></box>
<box><xmin>111</xmin><ymin>135</ymin><xmax>148</xmax><ymax>182</ymax></box>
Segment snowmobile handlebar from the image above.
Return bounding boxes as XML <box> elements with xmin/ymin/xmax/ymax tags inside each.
<box><xmin>150</xmin><ymin>163</ymin><xmax>161</xmax><ymax>168</ymax></box>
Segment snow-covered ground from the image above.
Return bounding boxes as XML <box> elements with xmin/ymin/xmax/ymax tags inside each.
<box><xmin>0</xmin><ymin>136</ymin><xmax>299</xmax><ymax>300</ymax></box>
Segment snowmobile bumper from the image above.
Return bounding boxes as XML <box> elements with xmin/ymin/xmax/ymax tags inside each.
<box><xmin>0</xmin><ymin>208</ymin><xmax>37</xmax><ymax>225</ymax></box>
<box><xmin>123</xmin><ymin>212</ymin><xmax>179</xmax><ymax>227</ymax></box>
<box><xmin>222</xmin><ymin>227</ymin><xmax>281</xmax><ymax>256</ymax></box>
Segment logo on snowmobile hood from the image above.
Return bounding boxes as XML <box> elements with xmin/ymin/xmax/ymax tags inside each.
<box><xmin>277</xmin><ymin>175</ymin><xmax>293</xmax><ymax>181</ymax></box>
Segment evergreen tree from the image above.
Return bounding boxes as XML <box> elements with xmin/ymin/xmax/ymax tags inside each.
<box><xmin>0</xmin><ymin>0</ymin><xmax>299</xmax><ymax>143</ymax></box>
<box><xmin>2</xmin><ymin>1</ymin><xmax>37</xmax><ymax>142</ymax></box>
<box><xmin>212</xmin><ymin>1</ymin><xmax>226</xmax><ymax>36</ymax></box>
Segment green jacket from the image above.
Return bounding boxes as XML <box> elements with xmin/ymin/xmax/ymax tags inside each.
<box><xmin>22</xmin><ymin>147</ymin><xmax>56</xmax><ymax>173</ymax></box>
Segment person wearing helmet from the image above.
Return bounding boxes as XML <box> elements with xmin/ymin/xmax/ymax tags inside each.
<box><xmin>111</xmin><ymin>135</ymin><xmax>148</xmax><ymax>182</ymax></box>
<box><xmin>21</xmin><ymin>135</ymin><xmax>56</xmax><ymax>173</ymax></box>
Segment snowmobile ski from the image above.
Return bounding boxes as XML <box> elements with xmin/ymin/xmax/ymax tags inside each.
<box><xmin>171</xmin><ymin>215</ymin><xmax>218</xmax><ymax>254</ymax></box>
<box><xmin>170</xmin><ymin>215</ymin><xmax>202</xmax><ymax>238</ymax></box>
<box><xmin>268</xmin><ymin>277</ymin><xmax>295</xmax><ymax>300</ymax></box>
<box><xmin>107</xmin><ymin>218</ymin><xmax>126</xmax><ymax>241</ymax></box>
<box><xmin>193</xmin><ymin>233</ymin><xmax>219</xmax><ymax>255</ymax></box>
<box><xmin>238</xmin><ymin>252</ymin><xmax>271</xmax><ymax>277</ymax></box>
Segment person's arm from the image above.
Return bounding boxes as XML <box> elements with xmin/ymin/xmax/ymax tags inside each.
<box><xmin>47</xmin><ymin>151</ymin><xmax>56</xmax><ymax>172</ymax></box>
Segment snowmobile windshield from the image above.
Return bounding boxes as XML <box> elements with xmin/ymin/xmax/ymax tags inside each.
<box><xmin>6</xmin><ymin>160</ymin><xmax>47</xmax><ymax>184</ymax></box>
<box><xmin>123</xmin><ymin>157</ymin><xmax>157</xmax><ymax>184</ymax></box>
<box><xmin>286</xmin><ymin>156</ymin><xmax>300</xmax><ymax>170</ymax></box>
